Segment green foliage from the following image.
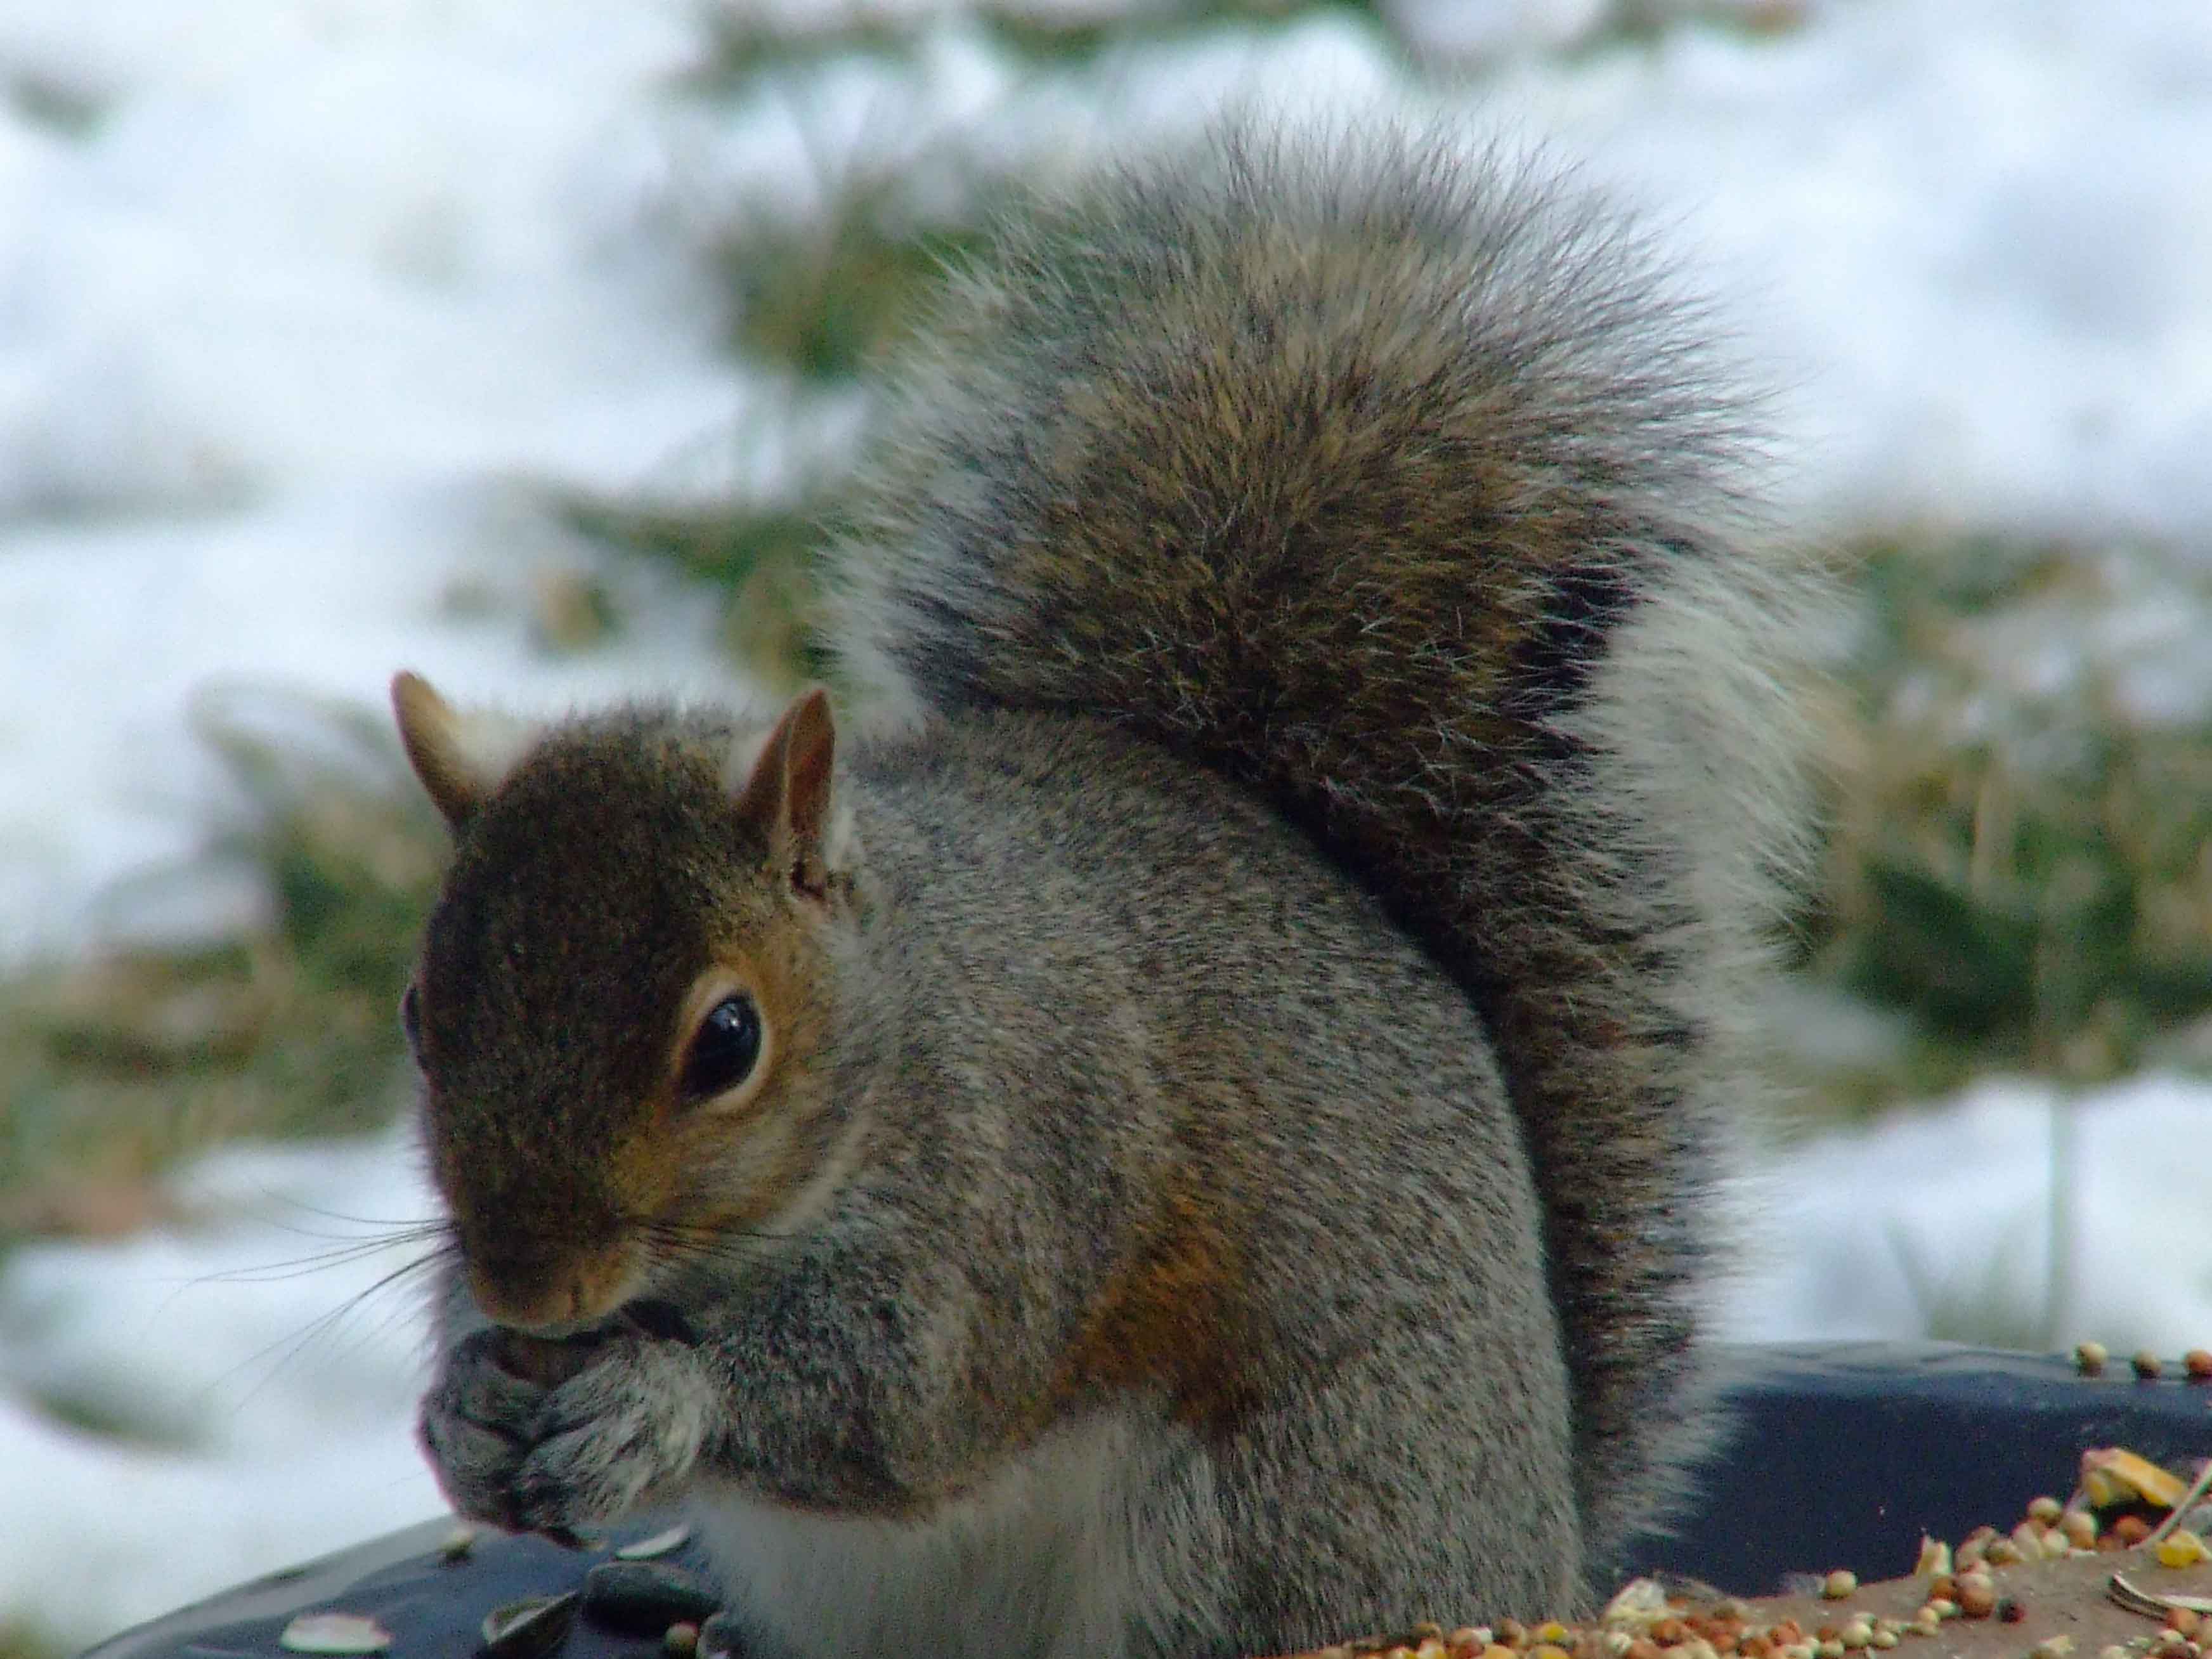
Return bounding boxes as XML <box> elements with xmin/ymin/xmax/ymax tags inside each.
<box><xmin>0</xmin><ymin>1624</ymin><xmax>62</xmax><ymax>1659</ymax></box>
<box><xmin>1596</xmin><ymin>0</ymin><xmax>1811</xmax><ymax>48</ymax></box>
<box><xmin>0</xmin><ymin>691</ymin><xmax>443</xmax><ymax>1239</ymax></box>
<box><xmin>683</xmin><ymin>3</ymin><xmax>1411</xmax><ymax>387</ymax></box>
<box><xmin>711</xmin><ymin>199</ymin><xmax>1000</xmax><ymax>383</ymax></box>
<box><xmin>1792</xmin><ymin>537</ymin><xmax>2212</xmax><ymax>1101</ymax></box>
<box><xmin>4</xmin><ymin>72</ymin><xmax>103</xmax><ymax>137</ymax></box>
<box><xmin>691</xmin><ymin>1</ymin><xmax>1353</xmax><ymax>91</ymax></box>
<box><xmin>563</xmin><ymin>493</ymin><xmax>840</xmax><ymax>693</ymax></box>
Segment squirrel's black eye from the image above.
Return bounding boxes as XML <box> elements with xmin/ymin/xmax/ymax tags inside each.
<box><xmin>400</xmin><ymin>983</ymin><xmax>423</xmax><ymax>1060</ymax></box>
<box><xmin>682</xmin><ymin>995</ymin><xmax>763</xmax><ymax>1100</ymax></box>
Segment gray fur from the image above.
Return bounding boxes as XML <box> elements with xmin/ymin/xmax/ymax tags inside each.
<box><xmin>828</xmin><ymin>125</ymin><xmax>1816</xmax><ymax>1560</ymax></box>
<box><xmin>418</xmin><ymin>716</ymin><xmax>1580</xmax><ymax>1652</ymax></box>
<box><xmin>410</xmin><ymin>124</ymin><xmax>1814</xmax><ymax>1655</ymax></box>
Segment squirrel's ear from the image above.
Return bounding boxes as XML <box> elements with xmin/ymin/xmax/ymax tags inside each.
<box><xmin>731</xmin><ymin>687</ymin><xmax>845</xmax><ymax>901</ymax></box>
<box><xmin>391</xmin><ymin>671</ymin><xmax>540</xmax><ymax>833</ymax></box>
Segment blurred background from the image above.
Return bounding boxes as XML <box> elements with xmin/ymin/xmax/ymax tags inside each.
<box><xmin>3</xmin><ymin>0</ymin><xmax>2210</xmax><ymax>1649</ymax></box>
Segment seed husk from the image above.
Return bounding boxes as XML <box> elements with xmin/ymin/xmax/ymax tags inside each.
<box><xmin>280</xmin><ymin>1615</ymin><xmax>393</xmax><ymax>1655</ymax></box>
<box><xmin>582</xmin><ymin>1561</ymin><xmax>722</xmax><ymax>1633</ymax></box>
<box><xmin>2084</xmin><ymin>1450</ymin><xmax>2190</xmax><ymax>1511</ymax></box>
<box><xmin>616</xmin><ymin>1524</ymin><xmax>693</xmax><ymax>1561</ymax></box>
<box><xmin>481</xmin><ymin>1593</ymin><xmax>578</xmax><ymax>1659</ymax></box>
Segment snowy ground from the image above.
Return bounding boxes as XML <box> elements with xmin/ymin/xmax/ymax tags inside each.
<box><xmin>3</xmin><ymin>0</ymin><xmax>2210</xmax><ymax>1647</ymax></box>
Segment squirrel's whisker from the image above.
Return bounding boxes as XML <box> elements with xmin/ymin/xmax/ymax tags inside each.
<box><xmin>204</xmin><ymin>1248</ymin><xmax>446</xmax><ymax>1412</ymax></box>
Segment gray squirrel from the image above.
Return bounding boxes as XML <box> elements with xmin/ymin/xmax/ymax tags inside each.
<box><xmin>395</xmin><ymin>127</ymin><xmax>1813</xmax><ymax>1658</ymax></box>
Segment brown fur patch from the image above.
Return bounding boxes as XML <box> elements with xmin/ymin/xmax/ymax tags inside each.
<box><xmin>465</xmin><ymin>1233</ymin><xmax>642</xmax><ymax>1332</ymax></box>
<box><xmin>1052</xmin><ymin>1172</ymin><xmax>1255</xmax><ymax>1438</ymax></box>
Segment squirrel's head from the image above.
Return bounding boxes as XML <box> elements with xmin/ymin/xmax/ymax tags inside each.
<box><xmin>391</xmin><ymin>673</ymin><xmax>862</xmax><ymax>1337</ymax></box>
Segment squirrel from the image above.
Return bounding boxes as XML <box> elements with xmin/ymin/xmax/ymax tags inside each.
<box><xmin>395</xmin><ymin>127</ymin><xmax>1813</xmax><ymax>1659</ymax></box>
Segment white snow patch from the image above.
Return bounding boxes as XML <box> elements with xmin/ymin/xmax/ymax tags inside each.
<box><xmin>0</xmin><ymin>479</ymin><xmax>760</xmax><ymax>961</ymax></box>
<box><xmin>0</xmin><ymin>1128</ymin><xmax>446</xmax><ymax>1649</ymax></box>
<box><xmin>1725</xmin><ymin>1074</ymin><xmax>2212</xmax><ymax>1355</ymax></box>
<box><xmin>0</xmin><ymin>0</ymin><xmax>774</xmax><ymax>965</ymax></box>
<box><xmin>1474</xmin><ymin>0</ymin><xmax>2212</xmax><ymax>543</ymax></box>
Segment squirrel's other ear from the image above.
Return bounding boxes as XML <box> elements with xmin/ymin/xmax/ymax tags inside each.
<box><xmin>731</xmin><ymin>687</ymin><xmax>844</xmax><ymax>901</ymax></box>
<box><xmin>391</xmin><ymin>671</ymin><xmax>540</xmax><ymax>833</ymax></box>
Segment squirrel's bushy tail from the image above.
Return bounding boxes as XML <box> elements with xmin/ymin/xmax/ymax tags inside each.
<box><xmin>826</xmin><ymin>127</ymin><xmax>1813</xmax><ymax>1563</ymax></box>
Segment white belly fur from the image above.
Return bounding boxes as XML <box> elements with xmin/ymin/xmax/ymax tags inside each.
<box><xmin>687</xmin><ymin>1411</ymin><xmax>1218</xmax><ymax>1659</ymax></box>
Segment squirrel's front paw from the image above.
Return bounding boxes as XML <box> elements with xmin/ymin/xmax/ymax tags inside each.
<box><xmin>417</xmin><ymin>1328</ymin><xmax>548</xmax><ymax>1531</ymax></box>
<box><xmin>508</xmin><ymin>1339</ymin><xmax>717</xmax><ymax>1533</ymax></box>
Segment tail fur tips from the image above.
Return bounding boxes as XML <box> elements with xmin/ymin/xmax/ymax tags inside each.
<box><xmin>828</xmin><ymin>127</ymin><xmax>1816</xmax><ymax>1561</ymax></box>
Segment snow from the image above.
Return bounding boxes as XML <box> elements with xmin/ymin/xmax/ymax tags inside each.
<box><xmin>0</xmin><ymin>1131</ymin><xmax>444</xmax><ymax>1640</ymax></box>
<box><xmin>3</xmin><ymin>0</ymin><xmax>2211</xmax><ymax>1647</ymax></box>
<box><xmin>0</xmin><ymin>0</ymin><xmax>757</xmax><ymax>965</ymax></box>
<box><xmin>1722</xmin><ymin>1074</ymin><xmax>2212</xmax><ymax>1353</ymax></box>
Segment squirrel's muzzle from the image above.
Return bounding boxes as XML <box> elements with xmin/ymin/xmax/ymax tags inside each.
<box><xmin>465</xmin><ymin>1239</ymin><xmax>640</xmax><ymax>1337</ymax></box>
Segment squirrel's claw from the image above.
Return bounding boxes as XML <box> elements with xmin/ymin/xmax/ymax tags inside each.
<box><xmin>417</xmin><ymin>1328</ymin><xmax>544</xmax><ymax>1532</ymax></box>
<box><xmin>420</xmin><ymin>1327</ymin><xmax>712</xmax><ymax>1535</ymax></box>
<box><xmin>505</xmin><ymin>1339</ymin><xmax>716</xmax><ymax>1532</ymax></box>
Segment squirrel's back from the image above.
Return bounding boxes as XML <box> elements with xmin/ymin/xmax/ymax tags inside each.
<box><xmin>828</xmin><ymin>127</ymin><xmax>1814</xmax><ymax>1561</ymax></box>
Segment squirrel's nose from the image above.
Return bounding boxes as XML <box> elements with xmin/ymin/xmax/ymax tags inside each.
<box><xmin>468</xmin><ymin>1247</ymin><xmax>634</xmax><ymax>1336</ymax></box>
